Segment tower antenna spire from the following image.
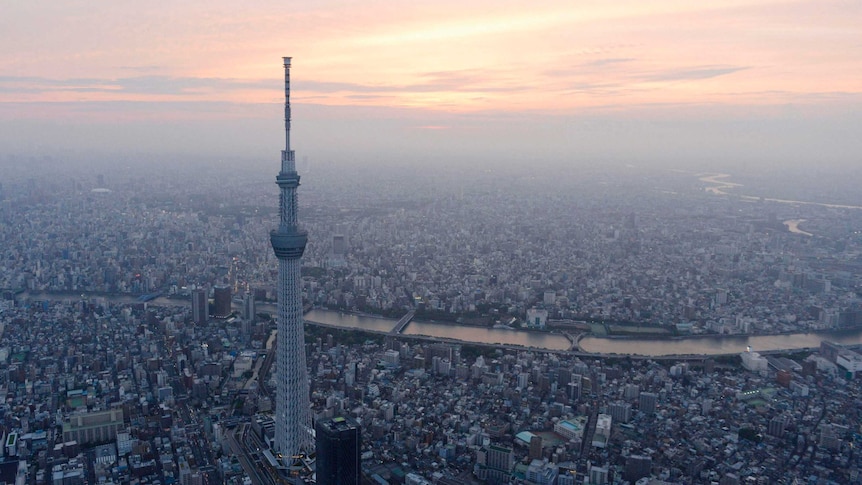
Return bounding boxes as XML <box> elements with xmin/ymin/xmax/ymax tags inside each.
<box><xmin>282</xmin><ymin>56</ymin><xmax>293</xmax><ymax>172</ymax></box>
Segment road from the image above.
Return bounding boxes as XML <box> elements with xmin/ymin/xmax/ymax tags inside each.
<box><xmin>225</xmin><ymin>424</ymin><xmax>273</xmax><ymax>485</ymax></box>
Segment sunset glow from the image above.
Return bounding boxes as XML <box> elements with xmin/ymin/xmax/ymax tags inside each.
<box><xmin>1</xmin><ymin>0</ymin><xmax>860</xmax><ymax>161</ymax></box>
<box><xmin>4</xmin><ymin>1</ymin><xmax>860</xmax><ymax>110</ymax></box>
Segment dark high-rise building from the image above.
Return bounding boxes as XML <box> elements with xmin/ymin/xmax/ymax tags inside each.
<box><xmin>624</xmin><ymin>455</ymin><xmax>652</xmax><ymax>482</ymax></box>
<box><xmin>332</xmin><ymin>234</ymin><xmax>346</xmax><ymax>257</ymax></box>
<box><xmin>329</xmin><ymin>234</ymin><xmax>347</xmax><ymax>267</ymax></box>
<box><xmin>242</xmin><ymin>292</ymin><xmax>256</xmax><ymax>322</ymax></box>
<box><xmin>528</xmin><ymin>435</ymin><xmax>543</xmax><ymax>460</ymax></box>
<box><xmin>191</xmin><ymin>288</ymin><xmax>207</xmax><ymax>325</ymax></box>
<box><xmin>213</xmin><ymin>285</ymin><xmax>232</xmax><ymax>318</ymax></box>
<box><xmin>315</xmin><ymin>416</ymin><xmax>361</xmax><ymax>485</ymax></box>
<box><xmin>567</xmin><ymin>376</ymin><xmax>581</xmax><ymax>402</ymax></box>
<box><xmin>241</xmin><ymin>292</ymin><xmax>255</xmax><ymax>342</ymax></box>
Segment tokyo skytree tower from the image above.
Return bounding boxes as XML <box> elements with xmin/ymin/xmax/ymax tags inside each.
<box><xmin>270</xmin><ymin>57</ymin><xmax>312</xmax><ymax>456</ymax></box>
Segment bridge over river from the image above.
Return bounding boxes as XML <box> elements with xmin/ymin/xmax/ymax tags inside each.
<box><xmin>389</xmin><ymin>310</ymin><xmax>415</xmax><ymax>334</ymax></box>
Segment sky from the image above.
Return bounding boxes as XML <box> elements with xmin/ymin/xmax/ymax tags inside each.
<box><xmin>1</xmin><ymin>0</ymin><xmax>861</xmax><ymax>170</ymax></box>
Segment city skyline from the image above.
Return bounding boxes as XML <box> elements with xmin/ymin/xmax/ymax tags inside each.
<box><xmin>1</xmin><ymin>1</ymin><xmax>861</xmax><ymax>167</ymax></box>
<box><xmin>2</xmin><ymin>4</ymin><xmax>861</xmax><ymax>482</ymax></box>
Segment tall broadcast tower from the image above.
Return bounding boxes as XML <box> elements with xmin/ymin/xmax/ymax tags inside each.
<box><xmin>270</xmin><ymin>57</ymin><xmax>312</xmax><ymax>456</ymax></box>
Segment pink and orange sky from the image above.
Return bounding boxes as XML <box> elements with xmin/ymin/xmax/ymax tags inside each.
<box><xmin>1</xmin><ymin>0</ymin><xmax>861</xmax><ymax>167</ymax></box>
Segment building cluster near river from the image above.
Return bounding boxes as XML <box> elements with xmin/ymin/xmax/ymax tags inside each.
<box><xmin>3</xmin><ymin>165</ymin><xmax>862</xmax><ymax>346</ymax></box>
<box><xmin>10</xmin><ymin>293</ymin><xmax>862</xmax><ymax>357</ymax></box>
<box><xmin>305</xmin><ymin>307</ymin><xmax>862</xmax><ymax>358</ymax></box>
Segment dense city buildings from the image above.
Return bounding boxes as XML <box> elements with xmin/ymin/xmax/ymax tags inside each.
<box><xmin>2</xmin><ymin>160</ymin><xmax>861</xmax><ymax>341</ymax></box>
<box><xmin>0</xmin><ymin>271</ymin><xmax>861</xmax><ymax>483</ymax></box>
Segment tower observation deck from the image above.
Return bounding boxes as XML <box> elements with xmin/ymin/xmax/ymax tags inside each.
<box><xmin>270</xmin><ymin>56</ymin><xmax>312</xmax><ymax>456</ymax></box>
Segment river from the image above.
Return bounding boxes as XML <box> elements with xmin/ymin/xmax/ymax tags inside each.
<box><xmin>306</xmin><ymin>310</ymin><xmax>862</xmax><ymax>356</ymax></box>
<box><xmin>304</xmin><ymin>309</ymin><xmax>572</xmax><ymax>350</ymax></box>
<box><xmin>579</xmin><ymin>329</ymin><xmax>862</xmax><ymax>356</ymax></box>
<box><xmin>402</xmin><ymin>320</ymin><xmax>572</xmax><ymax>350</ymax></box>
<box><xmin>304</xmin><ymin>309</ymin><xmax>398</xmax><ymax>333</ymax></box>
<box><xmin>700</xmin><ymin>172</ymin><xmax>862</xmax><ymax>210</ymax></box>
<box><xmin>18</xmin><ymin>293</ymin><xmax>862</xmax><ymax>356</ymax></box>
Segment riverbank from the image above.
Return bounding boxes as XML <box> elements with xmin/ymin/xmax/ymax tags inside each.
<box><xmin>579</xmin><ymin>326</ymin><xmax>862</xmax><ymax>357</ymax></box>
<box><xmin>784</xmin><ymin>219</ymin><xmax>813</xmax><ymax>237</ymax></box>
<box><xmin>578</xmin><ymin>324</ymin><xmax>862</xmax><ymax>342</ymax></box>
<box><xmin>699</xmin><ymin>172</ymin><xmax>862</xmax><ymax>210</ymax></box>
<box><xmin>13</xmin><ymin>294</ymin><xmax>861</xmax><ymax>357</ymax></box>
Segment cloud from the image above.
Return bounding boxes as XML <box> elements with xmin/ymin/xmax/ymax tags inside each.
<box><xmin>561</xmin><ymin>82</ymin><xmax>635</xmax><ymax>96</ymax></box>
<box><xmin>343</xmin><ymin>94</ymin><xmax>394</xmax><ymax>101</ymax></box>
<box><xmin>0</xmin><ymin>76</ymin><xmax>102</xmax><ymax>86</ymax></box>
<box><xmin>0</xmin><ymin>99</ymin><xmax>274</xmax><ymax>123</ymax></box>
<box><xmin>411</xmin><ymin>69</ymin><xmax>527</xmax><ymax>93</ymax></box>
<box><xmin>0</xmin><ymin>71</ymin><xmax>528</xmax><ymax>101</ymax></box>
<box><xmin>641</xmin><ymin>66</ymin><xmax>749</xmax><ymax>82</ymax></box>
<box><xmin>0</xmin><ymin>75</ymin><xmax>272</xmax><ymax>97</ymax></box>
<box><xmin>117</xmin><ymin>66</ymin><xmax>162</xmax><ymax>73</ymax></box>
<box><xmin>582</xmin><ymin>57</ymin><xmax>637</xmax><ymax>67</ymax></box>
<box><xmin>301</xmin><ymin>81</ymin><xmax>393</xmax><ymax>94</ymax></box>
<box><xmin>303</xmin><ymin>69</ymin><xmax>528</xmax><ymax>96</ymax></box>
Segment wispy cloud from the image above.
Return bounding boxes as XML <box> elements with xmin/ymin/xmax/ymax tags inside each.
<box><xmin>0</xmin><ymin>75</ymin><xmax>272</xmax><ymax>97</ymax></box>
<box><xmin>0</xmin><ymin>73</ymin><xmax>526</xmax><ymax>100</ymax></box>
<box><xmin>302</xmin><ymin>81</ymin><xmax>393</xmax><ymax>94</ymax></box>
<box><xmin>304</xmin><ymin>69</ymin><xmax>528</xmax><ymax>96</ymax></box>
<box><xmin>582</xmin><ymin>58</ymin><xmax>637</xmax><ymax>68</ymax></box>
<box><xmin>641</xmin><ymin>66</ymin><xmax>749</xmax><ymax>82</ymax></box>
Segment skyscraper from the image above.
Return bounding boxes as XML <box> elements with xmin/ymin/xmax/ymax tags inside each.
<box><xmin>270</xmin><ymin>57</ymin><xmax>312</xmax><ymax>456</ymax></box>
<box><xmin>213</xmin><ymin>285</ymin><xmax>232</xmax><ymax>318</ymax></box>
<box><xmin>191</xmin><ymin>288</ymin><xmax>207</xmax><ymax>325</ymax></box>
<box><xmin>315</xmin><ymin>416</ymin><xmax>361</xmax><ymax>485</ymax></box>
<box><xmin>330</xmin><ymin>234</ymin><xmax>347</xmax><ymax>267</ymax></box>
<box><xmin>241</xmin><ymin>291</ymin><xmax>255</xmax><ymax>342</ymax></box>
<box><xmin>242</xmin><ymin>291</ymin><xmax>256</xmax><ymax>322</ymax></box>
<box><xmin>332</xmin><ymin>234</ymin><xmax>346</xmax><ymax>256</ymax></box>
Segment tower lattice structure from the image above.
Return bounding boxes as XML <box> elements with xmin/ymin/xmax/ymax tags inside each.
<box><xmin>270</xmin><ymin>56</ymin><xmax>312</xmax><ymax>456</ymax></box>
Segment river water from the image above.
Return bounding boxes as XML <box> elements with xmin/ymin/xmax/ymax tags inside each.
<box><xmin>304</xmin><ymin>309</ymin><xmax>398</xmax><ymax>333</ymax></box>
<box><xmin>579</xmin><ymin>330</ymin><xmax>862</xmax><ymax>356</ymax></box>
<box><xmin>304</xmin><ymin>309</ymin><xmax>572</xmax><ymax>350</ymax></box>
<box><xmin>18</xmin><ymin>294</ymin><xmax>862</xmax><ymax>356</ymax></box>
<box><xmin>305</xmin><ymin>310</ymin><xmax>862</xmax><ymax>356</ymax></box>
<box><xmin>402</xmin><ymin>320</ymin><xmax>572</xmax><ymax>350</ymax></box>
<box><xmin>305</xmin><ymin>309</ymin><xmax>862</xmax><ymax>356</ymax></box>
